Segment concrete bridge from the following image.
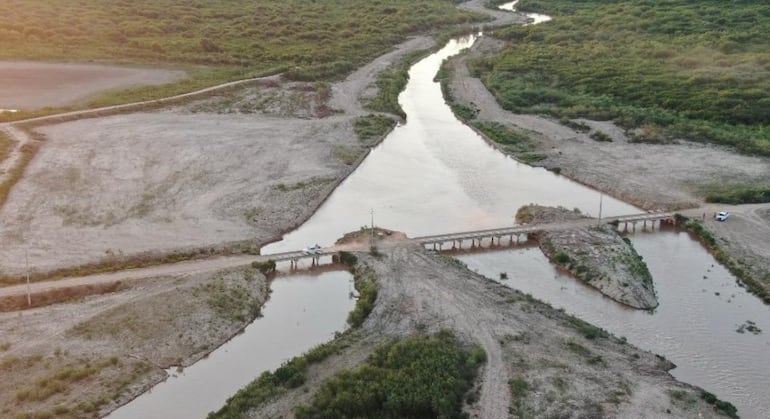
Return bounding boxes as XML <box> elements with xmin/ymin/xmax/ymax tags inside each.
<box><xmin>256</xmin><ymin>212</ymin><xmax>676</xmax><ymax>263</ymax></box>
<box><xmin>413</xmin><ymin>212</ymin><xmax>675</xmax><ymax>251</ymax></box>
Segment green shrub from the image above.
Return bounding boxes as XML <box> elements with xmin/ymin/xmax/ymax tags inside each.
<box><xmin>705</xmin><ymin>187</ymin><xmax>770</xmax><ymax>204</ymax></box>
<box><xmin>700</xmin><ymin>391</ymin><xmax>739</xmax><ymax>418</ymax></box>
<box><xmin>590</xmin><ymin>130</ymin><xmax>612</xmax><ymax>142</ymax></box>
<box><xmin>338</xmin><ymin>251</ymin><xmax>358</xmax><ymax>267</ymax></box>
<box><xmin>354</xmin><ymin>114</ymin><xmax>397</xmax><ymax>142</ymax></box>
<box><xmin>294</xmin><ymin>332</ymin><xmax>485</xmax><ymax>419</ymax></box>
<box><xmin>347</xmin><ymin>267</ymin><xmax>378</xmax><ymax>328</ymax></box>
<box><xmin>251</xmin><ymin>260</ymin><xmax>276</xmax><ymax>275</ymax></box>
<box><xmin>553</xmin><ymin>251</ymin><xmax>570</xmax><ymax>264</ymax></box>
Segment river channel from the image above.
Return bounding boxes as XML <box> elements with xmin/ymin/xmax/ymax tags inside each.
<box><xmin>113</xmin><ymin>3</ymin><xmax>768</xmax><ymax>418</ymax></box>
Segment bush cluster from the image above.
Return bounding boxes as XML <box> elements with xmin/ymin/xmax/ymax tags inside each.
<box><xmin>294</xmin><ymin>331</ymin><xmax>485</xmax><ymax>418</ymax></box>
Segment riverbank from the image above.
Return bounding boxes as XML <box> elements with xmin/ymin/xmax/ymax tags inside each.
<box><xmin>443</xmin><ymin>35</ymin><xmax>770</xmax><ymax>298</ymax></box>
<box><xmin>0</xmin><ymin>266</ymin><xmax>267</xmax><ymax>418</ymax></box>
<box><xmin>216</xmin><ymin>243</ymin><xmax>731</xmax><ymax>418</ymax></box>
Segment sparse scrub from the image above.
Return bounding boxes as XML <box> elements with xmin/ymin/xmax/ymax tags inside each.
<box><xmin>354</xmin><ymin>114</ymin><xmax>396</xmax><ymax>142</ymax></box>
<box><xmin>366</xmin><ymin>49</ymin><xmax>431</xmax><ymax>118</ymax></box>
<box><xmin>347</xmin><ymin>266</ymin><xmax>378</xmax><ymax>328</ymax></box>
<box><xmin>471</xmin><ymin>121</ymin><xmax>532</xmax><ymax>153</ymax></box>
<box><xmin>589</xmin><ymin>130</ymin><xmax>612</xmax><ymax>142</ymax></box>
<box><xmin>0</xmin><ymin>131</ymin><xmax>14</xmax><ymax>163</ymax></box>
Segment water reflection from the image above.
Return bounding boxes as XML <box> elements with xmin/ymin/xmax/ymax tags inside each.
<box><xmin>457</xmin><ymin>230</ymin><xmax>770</xmax><ymax>418</ymax></box>
<box><xmin>108</xmin><ymin>271</ymin><xmax>355</xmax><ymax>419</ymax></box>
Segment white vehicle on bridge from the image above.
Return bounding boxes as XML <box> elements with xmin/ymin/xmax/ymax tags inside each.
<box><xmin>302</xmin><ymin>244</ymin><xmax>323</xmax><ymax>255</ymax></box>
<box><xmin>715</xmin><ymin>211</ymin><xmax>730</xmax><ymax>221</ymax></box>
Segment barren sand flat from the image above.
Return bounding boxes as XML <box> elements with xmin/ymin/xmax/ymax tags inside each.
<box><xmin>0</xmin><ymin>61</ymin><xmax>185</xmax><ymax>110</ymax></box>
<box><xmin>0</xmin><ymin>111</ymin><xmax>362</xmax><ymax>275</ymax></box>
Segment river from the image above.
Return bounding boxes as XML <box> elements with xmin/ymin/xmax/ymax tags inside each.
<box><xmin>107</xmin><ymin>271</ymin><xmax>355</xmax><ymax>419</ymax></box>
<box><xmin>113</xmin><ymin>3</ymin><xmax>768</xmax><ymax>418</ymax></box>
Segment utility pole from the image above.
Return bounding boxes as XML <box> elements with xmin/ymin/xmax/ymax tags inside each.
<box><xmin>597</xmin><ymin>192</ymin><xmax>604</xmax><ymax>227</ymax></box>
<box><xmin>25</xmin><ymin>248</ymin><xmax>31</xmax><ymax>307</ymax></box>
<box><xmin>370</xmin><ymin>208</ymin><xmax>374</xmax><ymax>248</ymax></box>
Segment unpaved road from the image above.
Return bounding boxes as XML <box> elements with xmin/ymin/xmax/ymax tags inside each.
<box><xmin>243</xmin><ymin>244</ymin><xmax>728</xmax><ymax>418</ymax></box>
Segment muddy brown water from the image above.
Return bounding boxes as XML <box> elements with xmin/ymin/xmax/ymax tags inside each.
<box><xmin>107</xmin><ymin>271</ymin><xmax>355</xmax><ymax>419</ymax></box>
<box><xmin>457</xmin><ymin>230</ymin><xmax>770</xmax><ymax>418</ymax></box>
<box><xmin>113</xmin><ymin>7</ymin><xmax>768</xmax><ymax>417</ymax></box>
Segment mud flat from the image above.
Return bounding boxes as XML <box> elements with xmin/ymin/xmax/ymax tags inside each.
<box><xmin>517</xmin><ymin>205</ymin><xmax>658</xmax><ymax>309</ymax></box>
<box><xmin>0</xmin><ymin>266</ymin><xmax>267</xmax><ymax>418</ymax></box>
<box><xmin>0</xmin><ymin>61</ymin><xmax>185</xmax><ymax>110</ymax></box>
<box><xmin>221</xmin><ymin>243</ymin><xmax>731</xmax><ymax>418</ymax></box>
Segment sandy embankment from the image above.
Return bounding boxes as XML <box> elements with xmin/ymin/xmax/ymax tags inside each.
<box><xmin>239</xmin><ymin>243</ymin><xmax>726</xmax><ymax>418</ymax></box>
<box><xmin>0</xmin><ymin>266</ymin><xmax>267</xmax><ymax>418</ymax></box>
<box><xmin>0</xmin><ymin>36</ymin><xmax>434</xmax><ymax>277</ymax></box>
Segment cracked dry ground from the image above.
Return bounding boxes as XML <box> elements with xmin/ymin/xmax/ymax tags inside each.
<box><xmin>246</xmin><ymin>243</ymin><xmax>726</xmax><ymax>418</ymax></box>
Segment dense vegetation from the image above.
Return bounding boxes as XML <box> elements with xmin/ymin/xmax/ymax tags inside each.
<box><xmin>0</xmin><ymin>0</ymin><xmax>481</xmax><ymax>113</ymax></box>
<box><xmin>474</xmin><ymin>0</ymin><xmax>770</xmax><ymax>156</ymax></box>
<box><xmin>705</xmin><ymin>187</ymin><xmax>770</xmax><ymax>205</ymax></box>
<box><xmin>294</xmin><ymin>331</ymin><xmax>485</xmax><ymax>418</ymax></box>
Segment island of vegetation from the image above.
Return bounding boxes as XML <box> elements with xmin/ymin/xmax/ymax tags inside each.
<box><xmin>517</xmin><ymin>205</ymin><xmax>658</xmax><ymax>310</ymax></box>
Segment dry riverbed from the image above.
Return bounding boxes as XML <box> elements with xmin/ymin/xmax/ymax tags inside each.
<box><xmin>0</xmin><ymin>266</ymin><xmax>266</xmax><ymax>418</ymax></box>
<box><xmin>233</xmin><ymin>243</ymin><xmax>730</xmax><ymax>418</ymax></box>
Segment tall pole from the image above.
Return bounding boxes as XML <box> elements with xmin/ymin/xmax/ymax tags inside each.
<box><xmin>598</xmin><ymin>192</ymin><xmax>604</xmax><ymax>227</ymax></box>
<box><xmin>370</xmin><ymin>208</ymin><xmax>374</xmax><ymax>248</ymax></box>
<box><xmin>25</xmin><ymin>248</ymin><xmax>31</xmax><ymax>307</ymax></box>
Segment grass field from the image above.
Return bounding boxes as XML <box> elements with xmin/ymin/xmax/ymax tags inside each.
<box><xmin>474</xmin><ymin>0</ymin><xmax>770</xmax><ymax>156</ymax></box>
<box><xmin>0</xmin><ymin>0</ymin><xmax>482</xmax><ymax>115</ymax></box>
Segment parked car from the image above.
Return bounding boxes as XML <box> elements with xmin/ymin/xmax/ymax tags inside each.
<box><xmin>715</xmin><ymin>211</ymin><xmax>729</xmax><ymax>221</ymax></box>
